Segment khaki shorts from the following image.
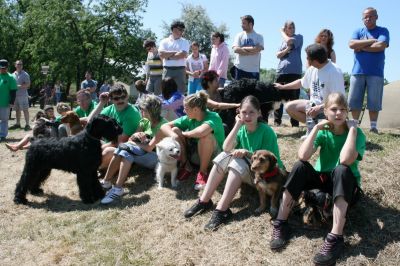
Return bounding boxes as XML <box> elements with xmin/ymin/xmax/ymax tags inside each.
<box><xmin>14</xmin><ymin>96</ymin><xmax>29</xmax><ymax>110</ymax></box>
<box><xmin>212</xmin><ymin>151</ymin><xmax>254</xmax><ymax>186</ymax></box>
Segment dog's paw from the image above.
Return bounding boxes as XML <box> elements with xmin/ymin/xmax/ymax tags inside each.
<box><xmin>171</xmin><ymin>180</ymin><xmax>179</xmax><ymax>189</ymax></box>
<box><xmin>269</xmin><ymin>207</ymin><xmax>278</xmax><ymax>218</ymax></box>
<box><xmin>14</xmin><ymin>196</ymin><xmax>28</xmax><ymax>205</ymax></box>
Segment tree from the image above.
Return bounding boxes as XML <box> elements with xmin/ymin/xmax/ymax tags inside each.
<box><xmin>259</xmin><ymin>68</ymin><xmax>277</xmax><ymax>83</ymax></box>
<box><xmin>161</xmin><ymin>3</ymin><xmax>228</xmax><ymax>56</ymax></box>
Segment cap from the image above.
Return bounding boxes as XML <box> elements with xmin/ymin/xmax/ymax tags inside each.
<box><xmin>44</xmin><ymin>105</ymin><xmax>54</xmax><ymax>111</ymax></box>
<box><xmin>0</xmin><ymin>59</ymin><xmax>8</xmax><ymax>69</ymax></box>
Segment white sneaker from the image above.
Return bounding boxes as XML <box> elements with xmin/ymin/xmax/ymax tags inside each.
<box><xmin>100</xmin><ymin>179</ymin><xmax>112</xmax><ymax>189</ymax></box>
<box><xmin>101</xmin><ymin>187</ymin><xmax>124</xmax><ymax>204</ymax></box>
<box><xmin>194</xmin><ymin>183</ymin><xmax>206</xmax><ymax>191</ymax></box>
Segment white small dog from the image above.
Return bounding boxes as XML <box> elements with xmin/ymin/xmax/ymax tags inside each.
<box><xmin>155</xmin><ymin>137</ymin><xmax>181</xmax><ymax>189</ymax></box>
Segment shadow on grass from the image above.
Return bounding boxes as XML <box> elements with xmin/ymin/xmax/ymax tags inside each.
<box><xmin>276</xmin><ymin>130</ymin><xmax>305</xmax><ymax>139</ymax></box>
<box><xmin>342</xmin><ymin>192</ymin><xmax>400</xmax><ymax>261</ymax></box>
<box><xmin>365</xmin><ymin>140</ymin><xmax>383</xmax><ymax>151</ymax></box>
<box><xmin>27</xmin><ymin>192</ymin><xmax>150</xmax><ymax>212</ymax></box>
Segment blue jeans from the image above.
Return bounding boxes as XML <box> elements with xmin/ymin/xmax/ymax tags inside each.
<box><xmin>348</xmin><ymin>75</ymin><xmax>384</xmax><ymax>111</ymax></box>
<box><xmin>0</xmin><ymin>107</ymin><xmax>10</xmax><ymax>137</ymax></box>
<box><xmin>187</xmin><ymin>78</ymin><xmax>202</xmax><ymax>95</ymax></box>
<box><xmin>218</xmin><ymin>78</ymin><xmax>226</xmax><ymax>88</ymax></box>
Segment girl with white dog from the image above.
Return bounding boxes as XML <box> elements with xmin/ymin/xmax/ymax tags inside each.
<box><xmin>183</xmin><ymin>95</ymin><xmax>284</xmax><ymax>230</ymax></box>
<box><xmin>100</xmin><ymin>95</ymin><xmax>168</xmax><ymax>204</ymax></box>
<box><xmin>269</xmin><ymin>92</ymin><xmax>365</xmax><ymax>266</ymax></box>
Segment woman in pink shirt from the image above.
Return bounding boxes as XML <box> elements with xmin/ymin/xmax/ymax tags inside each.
<box><xmin>209</xmin><ymin>32</ymin><xmax>230</xmax><ymax>88</ymax></box>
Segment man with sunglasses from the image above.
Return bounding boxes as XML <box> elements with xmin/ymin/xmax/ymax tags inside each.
<box><xmin>159</xmin><ymin>20</ymin><xmax>190</xmax><ymax>94</ymax></box>
<box><xmin>88</xmin><ymin>84</ymin><xmax>141</xmax><ymax>170</ymax></box>
<box><xmin>143</xmin><ymin>39</ymin><xmax>163</xmax><ymax>95</ymax></box>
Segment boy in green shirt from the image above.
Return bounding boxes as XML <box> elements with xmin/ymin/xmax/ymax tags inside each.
<box><xmin>0</xmin><ymin>59</ymin><xmax>17</xmax><ymax>141</ymax></box>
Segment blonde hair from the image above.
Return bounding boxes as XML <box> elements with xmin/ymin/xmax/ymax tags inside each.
<box><xmin>56</xmin><ymin>102</ymin><xmax>71</xmax><ymax>114</ymax></box>
<box><xmin>324</xmin><ymin>93</ymin><xmax>348</xmax><ymax>110</ymax></box>
<box><xmin>184</xmin><ymin>91</ymin><xmax>208</xmax><ymax>111</ymax></box>
<box><xmin>138</xmin><ymin>94</ymin><xmax>162</xmax><ymax>121</ymax></box>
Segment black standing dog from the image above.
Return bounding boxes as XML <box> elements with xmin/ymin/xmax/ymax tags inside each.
<box><xmin>14</xmin><ymin>115</ymin><xmax>122</xmax><ymax>205</ymax></box>
<box><xmin>219</xmin><ymin>79</ymin><xmax>282</xmax><ymax>131</ymax></box>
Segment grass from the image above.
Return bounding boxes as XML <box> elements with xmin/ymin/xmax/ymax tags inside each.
<box><xmin>0</xmin><ymin>114</ymin><xmax>399</xmax><ymax>265</ymax></box>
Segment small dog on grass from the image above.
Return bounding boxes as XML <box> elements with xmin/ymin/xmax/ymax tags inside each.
<box><xmin>250</xmin><ymin>150</ymin><xmax>287</xmax><ymax>217</ymax></box>
<box><xmin>298</xmin><ymin>189</ymin><xmax>333</xmax><ymax>228</ymax></box>
<box><xmin>61</xmin><ymin>111</ymin><xmax>83</xmax><ymax>135</ymax></box>
<box><xmin>155</xmin><ymin>137</ymin><xmax>181</xmax><ymax>189</ymax></box>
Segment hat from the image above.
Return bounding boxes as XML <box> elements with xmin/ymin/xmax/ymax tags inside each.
<box><xmin>0</xmin><ymin>59</ymin><xmax>8</xmax><ymax>69</ymax></box>
<box><xmin>44</xmin><ymin>105</ymin><xmax>54</xmax><ymax>111</ymax></box>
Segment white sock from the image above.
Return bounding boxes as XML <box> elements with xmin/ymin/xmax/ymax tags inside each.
<box><xmin>371</xmin><ymin>121</ymin><xmax>377</xmax><ymax>129</ymax></box>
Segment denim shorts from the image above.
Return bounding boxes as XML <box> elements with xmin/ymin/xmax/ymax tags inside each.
<box><xmin>114</xmin><ymin>143</ymin><xmax>158</xmax><ymax>169</ymax></box>
<box><xmin>348</xmin><ymin>75</ymin><xmax>384</xmax><ymax>111</ymax></box>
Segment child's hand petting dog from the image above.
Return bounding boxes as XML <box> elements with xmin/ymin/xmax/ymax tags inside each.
<box><xmin>231</xmin><ymin>149</ymin><xmax>249</xmax><ymax>158</ymax></box>
<box><xmin>130</xmin><ymin>132</ymin><xmax>150</xmax><ymax>143</ymax></box>
<box><xmin>316</xmin><ymin>119</ymin><xmax>333</xmax><ymax>131</ymax></box>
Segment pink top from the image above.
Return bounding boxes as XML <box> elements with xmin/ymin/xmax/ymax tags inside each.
<box><xmin>209</xmin><ymin>42</ymin><xmax>230</xmax><ymax>79</ymax></box>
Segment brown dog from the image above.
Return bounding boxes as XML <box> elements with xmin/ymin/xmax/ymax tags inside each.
<box><xmin>61</xmin><ymin>111</ymin><xmax>83</xmax><ymax>135</ymax></box>
<box><xmin>250</xmin><ymin>150</ymin><xmax>287</xmax><ymax>217</ymax></box>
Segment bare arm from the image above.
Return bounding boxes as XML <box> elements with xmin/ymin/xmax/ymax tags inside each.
<box><xmin>87</xmin><ymin>92</ymin><xmax>108</xmax><ymax>121</ymax></box>
<box><xmin>207</xmin><ymin>99</ymin><xmax>240</xmax><ymax>110</ymax></box>
<box><xmin>182</xmin><ymin>123</ymin><xmax>213</xmax><ymax>139</ymax></box>
<box><xmin>339</xmin><ymin>125</ymin><xmax>358</xmax><ymax>165</ymax></box>
<box><xmin>361</xmin><ymin>41</ymin><xmax>388</xmax><ymax>52</ymax></box>
<box><xmin>274</xmin><ymin>79</ymin><xmax>302</xmax><ymax>90</ymax></box>
<box><xmin>159</xmin><ymin>50</ymin><xmax>177</xmax><ymax>60</ymax></box>
<box><xmin>349</xmin><ymin>39</ymin><xmax>377</xmax><ymax>50</ymax></box>
<box><xmin>297</xmin><ymin>120</ymin><xmax>331</xmax><ymax>160</ymax></box>
<box><xmin>223</xmin><ymin>115</ymin><xmax>242</xmax><ymax>152</ymax></box>
<box><xmin>276</xmin><ymin>46</ymin><xmax>291</xmax><ymax>59</ymax></box>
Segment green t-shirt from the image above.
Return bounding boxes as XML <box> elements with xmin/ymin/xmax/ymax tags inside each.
<box><xmin>236</xmin><ymin>122</ymin><xmax>284</xmax><ymax>169</ymax></box>
<box><xmin>313</xmin><ymin>127</ymin><xmax>366</xmax><ymax>186</ymax></box>
<box><xmin>73</xmin><ymin>101</ymin><xmax>96</xmax><ymax>118</ymax></box>
<box><xmin>101</xmin><ymin>103</ymin><xmax>141</xmax><ymax>136</ymax></box>
<box><xmin>173</xmin><ymin>110</ymin><xmax>225</xmax><ymax>149</ymax></box>
<box><xmin>139</xmin><ymin>117</ymin><xmax>168</xmax><ymax>137</ymax></box>
<box><xmin>0</xmin><ymin>73</ymin><xmax>17</xmax><ymax>107</ymax></box>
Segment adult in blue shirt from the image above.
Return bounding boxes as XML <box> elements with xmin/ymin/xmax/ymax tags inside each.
<box><xmin>80</xmin><ymin>71</ymin><xmax>98</xmax><ymax>102</ymax></box>
<box><xmin>348</xmin><ymin>7</ymin><xmax>389</xmax><ymax>134</ymax></box>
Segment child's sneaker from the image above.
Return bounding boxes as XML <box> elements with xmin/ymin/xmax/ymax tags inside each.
<box><xmin>184</xmin><ymin>199</ymin><xmax>213</xmax><ymax>218</ymax></box>
<box><xmin>270</xmin><ymin>219</ymin><xmax>290</xmax><ymax>250</ymax></box>
<box><xmin>204</xmin><ymin>209</ymin><xmax>232</xmax><ymax>231</ymax></box>
<box><xmin>100</xmin><ymin>179</ymin><xmax>112</xmax><ymax>189</ymax></box>
<box><xmin>313</xmin><ymin>233</ymin><xmax>344</xmax><ymax>265</ymax></box>
<box><xmin>101</xmin><ymin>186</ymin><xmax>123</xmax><ymax>204</ymax></box>
<box><xmin>176</xmin><ymin>167</ymin><xmax>192</xmax><ymax>181</ymax></box>
<box><xmin>194</xmin><ymin>171</ymin><xmax>208</xmax><ymax>190</ymax></box>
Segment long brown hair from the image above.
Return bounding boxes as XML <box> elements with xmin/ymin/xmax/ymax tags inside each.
<box><xmin>315</xmin><ymin>29</ymin><xmax>334</xmax><ymax>58</ymax></box>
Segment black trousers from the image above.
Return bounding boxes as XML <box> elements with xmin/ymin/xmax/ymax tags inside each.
<box><xmin>284</xmin><ymin>161</ymin><xmax>359</xmax><ymax>205</ymax></box>
<box><xmin>274</xmin><ymin>73</ymin><xmax>301</xmax><ymax>126</ymax></box>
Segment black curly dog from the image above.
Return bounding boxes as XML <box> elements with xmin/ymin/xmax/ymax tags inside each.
<box><xmin>219</xmin><ymin>78</ymin><xmax>282</xmax><ymax>130</ymax></box>
<box><xmin>14</xmin><ymin>115</ymin><xmax>122</xmax><ymax>205</ymax></box>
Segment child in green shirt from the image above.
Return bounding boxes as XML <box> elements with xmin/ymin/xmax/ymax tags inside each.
<box><xmin>270</xmin><ymin>92</ymin><xmax>366</xmax><ymax>266</ymax></box>
<box><xmin>183</xmin><ymin>95</ymin><xmax>285</xmax><ymax>231</ymax></box>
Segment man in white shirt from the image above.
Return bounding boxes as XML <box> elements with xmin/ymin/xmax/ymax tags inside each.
<box><xmin>274</xmin><ymin>44</ymin><xmax>345</xmax><ymax>137</ymax></box>
<box><xmin>232</xmin><ymin>15</ymin><xmax>264</xmax><ymax>80</ymax></box>
<box><xmin>159</xmin><ymin>21</ymin><xmax>190</xmax><ymax>94</ymax></box>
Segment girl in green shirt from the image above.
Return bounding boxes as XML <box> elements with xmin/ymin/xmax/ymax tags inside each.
<box><xmin>270</xmin><ymin>92</ymin><xmax>366</xmax><ymax>266</ymax></box>
<box><xmin>100</xmin><ymin>95</ymin><xmax>167</xmax><ymax>204</ymax></box>
<box><xmin>183</xmin><ymin>95</ymin><xmax>284</xmax><ymax>231</ymax></box>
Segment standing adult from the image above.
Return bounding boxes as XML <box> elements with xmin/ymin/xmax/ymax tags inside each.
<box><xmin>315</xmin><ymin>29</ymin><xmax>336</xmax><ymax>63</ymax></box>
<box><xmin>159</xmin><ymin>20</ymin><xmax>190</xmax><ymax>94</ymax></box>
<box><xmin>186</xmin><ymin>41</ymin><xmax>208</xmax><ymax>95</ymax></box>
<box><xmin>274</xmin><ymin>44</ymin><xmax>345</xmax><ymax>139</ymax></box>
<box><xmin>348</xmin><ymin>7</ymin><xmax>389</xmax><ymax>134</ymax></box>
<box><xmin>143</xmin><ymin>39</ymin><xmax>163</xmax><ymax>95</ymax></box>
<box><xmin>54</xmin><ymin>80</ymin><xmax>62</xmax><ymax>104</ymax></box>
<box><xmin>9</xmin><ymin>60</ymin><xmax>31</xmax><ymax>131</ymax></box>
<box><xmin>209</xmin><ymin>32</ymin><xmax>230</xmax><ymax>87</ymax></box>
<box><xmin>274</xmin><ymin>21</ymin><xmax>303</xmax><ymax>127</ymax></box>
<box><xmin>99</xmin><ymin>80</ymin><xmax>111</xmax><ymax>94</ymax></box>
<box><xmin>232</xmin><ymin>15</ymin><xmax>264</xmax><ymax>81</ymax></box>
<box><xmin>81</xmin><ymin>71</ymin><xmax>98</xmax><ymax>102</ymax></box>
<box><xmin>0</xmin><ymin>59</ymin><xmax>17</xmax><ymax>141</ymax></box>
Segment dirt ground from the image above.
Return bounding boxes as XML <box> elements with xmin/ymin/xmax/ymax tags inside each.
<box><xmin>0</xmin><ymin>108</ymin><xmax>399</xmax><ymax>265</ymax></box>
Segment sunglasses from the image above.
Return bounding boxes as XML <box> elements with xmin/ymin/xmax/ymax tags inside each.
<box><xmin>112</xmin><ymin>95</ymin><xmax>127</xmax><ymax>101</ymax></box>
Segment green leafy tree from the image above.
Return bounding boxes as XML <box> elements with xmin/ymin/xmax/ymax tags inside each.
<box><xmin>161</xmin><ymin>3</ymin><xmax>228</xmax><ymax>56</ymax></box>
<box><xmin>259</xmin><ymin>68</ymin><xmax>277</xmax><ymax>83</ymax></box>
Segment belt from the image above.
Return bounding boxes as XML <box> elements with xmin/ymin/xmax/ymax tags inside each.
<box><xmin>164</xmin><ymin>66</ymin><xmax>185</xmax><ymax>70</ymax></box>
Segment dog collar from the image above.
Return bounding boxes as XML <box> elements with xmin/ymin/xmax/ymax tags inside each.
<box><xmin>261</xmin><ymin>167</ymin><xmax>279</xmax><ymax>181</ymax></box>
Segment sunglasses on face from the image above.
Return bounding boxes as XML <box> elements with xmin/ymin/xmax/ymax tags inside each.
<box><xmin>112</xmin><ymin>95</ymin><xmax>127</xmax><ymax>101</ymax></box>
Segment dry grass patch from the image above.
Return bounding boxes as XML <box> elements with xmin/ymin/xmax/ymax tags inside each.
<box><xmin>1</xmin><ymin>114</ymin><xmax>399</xmax><ymax>265</ymax></box>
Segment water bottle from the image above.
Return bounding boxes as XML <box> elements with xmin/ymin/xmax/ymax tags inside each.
<box><xmin>305</xmin><ymin>102</ymin><xmax>315</xmax><ymax>132</ymax></box>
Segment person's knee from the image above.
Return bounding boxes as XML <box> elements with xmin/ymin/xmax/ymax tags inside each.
<box><xmin>102</xmin><ymin>146</ymin><xmax>116</xmax><ymax>156</ymax></box>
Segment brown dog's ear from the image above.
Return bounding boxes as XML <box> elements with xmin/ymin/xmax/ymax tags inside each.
<box><xmin>267</xmin><ymin>152</ymin><xmax>277</xmax><ymax>172</ymax></box>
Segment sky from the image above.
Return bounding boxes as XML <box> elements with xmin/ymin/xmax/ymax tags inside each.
<box><xmin>140</xmin><ymin>0</ymin><xmax>398</xmax><ymax>82</ymax></box>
